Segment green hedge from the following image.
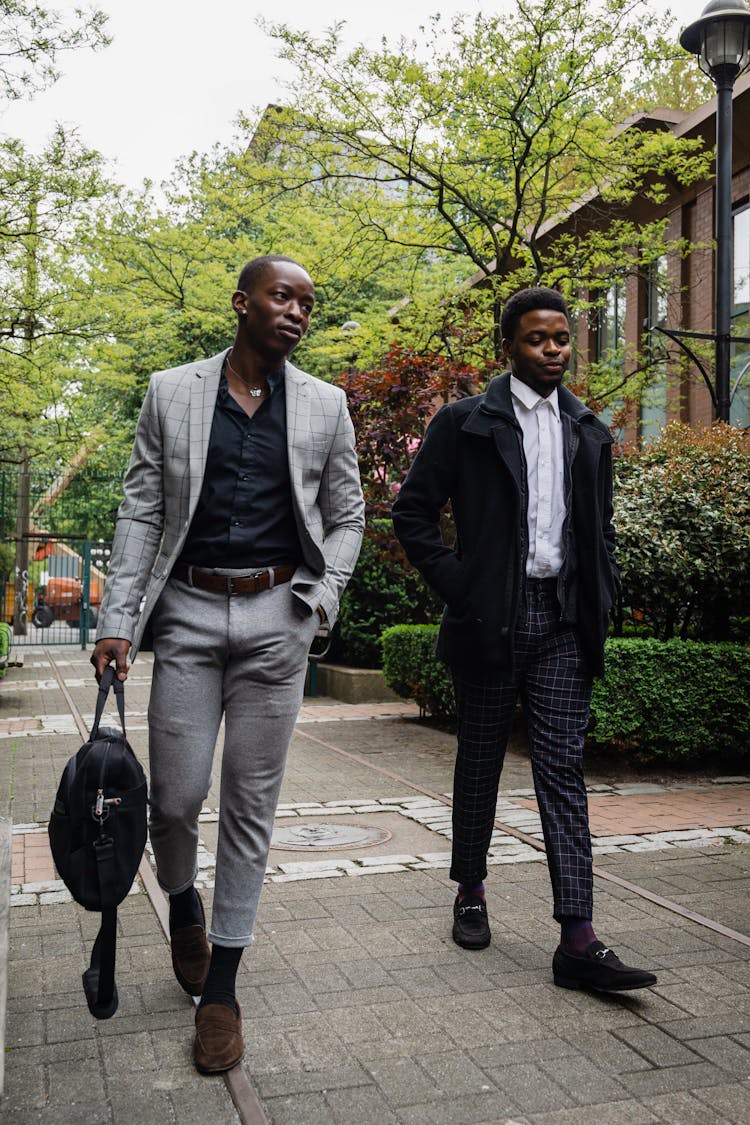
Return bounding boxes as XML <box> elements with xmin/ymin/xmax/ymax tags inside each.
<box><xmin>381</xmin><ymin>624</ymin><xmax>455</xmax><ymax>719</ymax></box>
<box><xmin>588</xmin><ymin>637</ymin><xmax>750</xmax><ymax>761</ymax></box>
<box><xmin>381</xmin><ymin>625</ymin><xmax>750</xmax><ymax>762</ymax></box>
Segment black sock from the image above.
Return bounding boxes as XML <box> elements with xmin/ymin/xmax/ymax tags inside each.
<box><xmin>169</xmin><ymin>886</ymin><xmax>203</xmax><ymax>932</ymax></box>
<box><xmin>199</xmin><ymin>944</ymin><xmax>243</xmax><ymax>1014</ymax></box>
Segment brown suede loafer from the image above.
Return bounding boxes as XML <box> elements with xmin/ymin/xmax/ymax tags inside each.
<box><xmin>194</xmin><ymin>1002</ymin><xmax>244</xmax><ymax>1075</ymax></box>
<box><xmin>170</xmin><ymin>891</ymin><xmax>210</xmax><ymax>996</ymax></box>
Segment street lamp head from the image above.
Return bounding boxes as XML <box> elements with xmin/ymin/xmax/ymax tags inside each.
<box><xmin>680</xmin><ymin>0</ymin><xmax>750</xmax><ymax>82</ymax></box>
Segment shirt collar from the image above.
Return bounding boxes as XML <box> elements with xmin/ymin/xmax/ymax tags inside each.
<box><xmin>510</xmin><ymin>375</ymin><xmax>560</xmax><ymax>419</ymax></box>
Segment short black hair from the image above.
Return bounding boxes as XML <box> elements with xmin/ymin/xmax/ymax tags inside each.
<box><xmin>236</xmin><ymin>254</ymin><xmax>307</xmax><ymax>294</ymax></box>
<box><xmin>500</xmin><ymin>287</ymin><xmax>569</xmax><ymax>343</ymax></box>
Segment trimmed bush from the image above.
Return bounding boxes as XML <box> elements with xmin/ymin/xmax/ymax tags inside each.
<box><xmin>589</xmin><ymin>637</ymin><xmax>750</xmax><ymax>761</ymax></box>
<box><xmin>382</xmin><ymin>625</ymin><xmax>750</xmax><ymax>762</ymax></box>
<box><xmin>613</xmin><ymin>423</ymin><xmax>750</xmax><ymax>641</ymax></box>
<box><xmin>381</xmin><ymin>624</ymin><xmax>455</xmax><ymax>718</ymax></box>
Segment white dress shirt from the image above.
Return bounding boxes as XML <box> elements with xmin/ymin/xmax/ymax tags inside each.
<box><xmin>510</xmin><ymin>376</ymin><xmax>566</xmax><ymax>578</ymax></box>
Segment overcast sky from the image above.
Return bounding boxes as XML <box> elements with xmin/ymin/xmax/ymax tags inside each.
<box><xmin>1</xmin><ymin>0</ymin><xmax>706</xmax><ymax>189</ymax></box>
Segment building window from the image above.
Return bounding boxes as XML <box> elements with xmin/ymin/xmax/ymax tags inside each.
<box><xmin>594</xmin><ymin>280</ymin><xmax>626</xmax><ymax>432</ymax></box>
<box><xmin>595</xmin><ymin>280</ymin><xmax>626</xmax><ymax>363</ymax></box>
<box><xmin>731</xmin><ymin>204</ymin><xmax>750</xmax><ymax>428</ymax></box>
<box><xmin>641</xmin><ymin>256</ymin><xmax>668</xmax><ymax>435</ymax></box>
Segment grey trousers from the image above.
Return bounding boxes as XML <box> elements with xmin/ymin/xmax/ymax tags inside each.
<box><xmin>147</xmin><ymin>574</ymin><xmax>318</xmax><ymax>947</ymax></box>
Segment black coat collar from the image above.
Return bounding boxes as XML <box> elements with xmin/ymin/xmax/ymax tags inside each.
<box><xmin>461</xmin><ymin>371</ymin><xmax>606</xmax><ymax>440</ymax></box>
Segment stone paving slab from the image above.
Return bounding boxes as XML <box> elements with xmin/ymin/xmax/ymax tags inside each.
<box><xmin>3</xmin><ymin>648</ymin><xmax>750</xmax><ymax>1123</ymax></box>
<box><xmin>244</xmin><ymin>858</ymin><xmax>750</xmax><ymax>1124</ymax></box>
<box><xmin>4</xmin><ymin>892</ymin><xmax>240</xmax><ymax>1123</ymax></box>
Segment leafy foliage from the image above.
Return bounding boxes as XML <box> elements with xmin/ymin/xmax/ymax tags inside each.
<box><xmin>0</xmin><ymin>131</ymin><xmax>109</xmax><ymax>464</ymax></box>
<box><xmin>332</xmin><ymin>530</ymin><xmax>442</xmax><ymax>668</ymax></box>
<box><xmin>337</xmin><ymin>344</ymin><xmax>481</xmax><ymax>522</ymax></box>
<box><xmin>0</xmin><ymin>1</ymin><xmax>109</xmax><ymax>103</ymax></box>
<box><xmin>329</xmin><ymin>347</ymin><xmax>480</xmax><ymax>666</ymax></box>
<box><xmin>589</xmin><ymin>638</ymin><xmax>750</xmax><ymax>761</ymax></box>
<box><xmin>255</xmin><ymin>0</ymin><xmax>710</xmax><ymax>359</ymax></box>
<box><xmin>613</xmin><ymin>424</ymin><xmax>750</xmax><ymax>640</ymax></box>
<box><xmin>381</xmin><ymin>624</ymin><xmax>455</xmax><ymax>719</ymax></box>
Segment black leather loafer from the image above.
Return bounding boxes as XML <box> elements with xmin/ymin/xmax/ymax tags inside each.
<box><xmin>452</xmin><ymin>894</ymin><xmax>491</xmax><ymax>950</ymax></box>
<box><xmin>553</xmin><ymin>941</ymin><xmax>657</xmax><ymax>992</ymax></box>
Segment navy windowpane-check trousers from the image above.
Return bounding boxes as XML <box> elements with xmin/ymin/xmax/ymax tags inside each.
<box><xmin>450</xmin><ymin>578</ymin><xmax>594</xmax><ymax>920</ymax></box>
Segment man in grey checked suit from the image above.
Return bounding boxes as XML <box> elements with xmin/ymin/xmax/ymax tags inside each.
<box><xmin>393</xmin><ymin>287</ymin><xmax>656</xmax><ymax>995</ymax></box>
<box><xmin>92</xmin><ymin>255</ymin><xmax>364</xmax><ymax>1073</ymax></box>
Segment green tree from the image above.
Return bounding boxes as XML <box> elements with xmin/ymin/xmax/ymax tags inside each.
<box><xmin>243</xmin><ymin>0</ymin><xmax>710</xmax><ymax>363</ymax></box>
<box><xmin>0</xmin><ymin>130</ymin><xmax>108</xmax><ymax>629</ymax></box>
<box><xmin>0</xmin><ymin>0</ymin><xmax>109</xmax><ymax>102</ymax></box>
<box><xmin>0</xmin><ymin>130</ymin><xmax>108</xmax><ymax>464</ymax></box>
<box><xmin>629</xmin><ymin>50</ymin><xmax>714</xmax><ymax>114</ymax></box>
<box><xmin>82</xmin><ymin>135</ymin><xmax>456</xmax><ymax>435</ymax></box>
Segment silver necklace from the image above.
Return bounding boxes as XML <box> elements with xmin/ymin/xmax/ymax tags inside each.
<box><xmin>227</xmin><ymin>352</ymin><xmax>265</xmax><ymax>397</ymax></box>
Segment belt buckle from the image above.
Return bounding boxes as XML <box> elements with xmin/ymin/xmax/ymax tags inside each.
<box><xmin>226</xmin><ymin>574</ymin><xmax>252</xmax><ymax>596</ymax></box>
<box><xmin>227</xmin><ymin>569</ymin><xmax>266</xmax><ymax>596</ymax></box>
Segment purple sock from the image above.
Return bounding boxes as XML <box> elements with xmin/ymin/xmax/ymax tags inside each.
<box><xmin>457</xmin><ymin>882</ymin><xmax>485</xmax><ymax>902</ymax></box>
<box><xmin>560</xmin><ymin>916</ymin><xmax>597</xmax><ymax>955</ymax></box>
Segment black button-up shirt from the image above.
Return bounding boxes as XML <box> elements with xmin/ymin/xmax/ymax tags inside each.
<box><xmin>177</xmin><ymin>363</ymin><xmax>303</xmax><ymax>568</ymax></box>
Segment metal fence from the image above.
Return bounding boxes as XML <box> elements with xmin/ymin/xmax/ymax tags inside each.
<box><xmin>1</xmin><ymin>469</ymin><xmax>122</xmax><ymax>648</ymax></box>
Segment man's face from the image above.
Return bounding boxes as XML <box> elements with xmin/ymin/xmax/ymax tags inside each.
<box><xmin>502</xmin><ymin>309</ymin><xmax>571</xmax><ymax>398</ymax></box>
<box><xmin>232</xmin><ymin>261</ymin><xmax>315</xmax><ymax>361</ymax></box>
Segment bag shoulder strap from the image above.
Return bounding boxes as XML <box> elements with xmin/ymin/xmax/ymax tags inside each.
<box><xmin>90</xmin><ymin>665</ymin><xmax>126</xmax><ymax>740</ymax></box>
<box><xmin>82</xmin><ymin>906</ymin><xmax>118</xmax><ymax>1020</ymax></box>
<box><xmin>82</xmin><ymin>834</ymin><xmax>120</xmax><ymax>1019</ymax></box>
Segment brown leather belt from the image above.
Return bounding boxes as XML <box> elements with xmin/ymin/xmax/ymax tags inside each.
<box><xmin>171</xmin><ymin>563</ymin><xmax>296</xmax><ymax>596</ymax></box>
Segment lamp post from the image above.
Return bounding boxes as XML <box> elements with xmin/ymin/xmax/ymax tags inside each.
<box><xmin>680</xmin><ymin>0</ymin><xmax>750</xmax><ymax>422</ymax></box>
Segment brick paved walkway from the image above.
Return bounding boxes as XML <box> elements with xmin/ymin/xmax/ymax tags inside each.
<box><xmin>2</xmin><ymin>648</ymin><xmax>750</xmax><ymax>1123</ymax></box>
<box><xmin>519</xmin><ymin>787</ymin><xmax>750</xmax><ymax>837</ymax></box>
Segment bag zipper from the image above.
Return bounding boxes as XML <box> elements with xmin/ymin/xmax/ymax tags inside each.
<box><xmin>92</xmin><ymin>738</ymin><xmax>121</xmax><ymax>822</ymax></box>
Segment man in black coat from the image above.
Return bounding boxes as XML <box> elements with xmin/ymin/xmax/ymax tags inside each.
<box><xmin>392</xmin><ymin>287</ymin><xmax>656</xmax><ymax>992</ymax></box>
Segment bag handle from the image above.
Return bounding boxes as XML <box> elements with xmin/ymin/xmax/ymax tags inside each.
<box><xmin>90</xmin><ymin>664</ymin><xmax>126</xmax><ymax>740</ymax></box>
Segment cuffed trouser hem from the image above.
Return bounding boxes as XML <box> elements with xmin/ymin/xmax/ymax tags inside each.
<box><xmin>449</xmin><ymin>863</ymin><xmax>488</xmax><ymax>885</ymax></box>
<box><xmin>207</xmin><ymin>930</ymin><xmax>254</xmax><ymax>949</ymax></box>
<box><xmin>156</xmin><ymin>869</ymin><xmax>199</xmax><ymax>898</ymax></box>
<box><xmin>553</xmin><ymin>903</ymin><xmax>593</xmax><ymax>923</ymax></box>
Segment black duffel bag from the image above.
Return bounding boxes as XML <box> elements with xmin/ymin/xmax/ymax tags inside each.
<box><xmin>49</xmin><ymin>665</ymin><xmax>147</xmax><ymax>1019</ymax></box>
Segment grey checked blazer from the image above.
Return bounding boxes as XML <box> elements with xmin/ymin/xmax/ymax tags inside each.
<box><xmin>98</xmin><ymin>349</ymin><xmax>365</xmax><ymax>657</ymax></box>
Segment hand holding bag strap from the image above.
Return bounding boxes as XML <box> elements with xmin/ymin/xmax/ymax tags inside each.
<box><xmin>90</xmin><ymin>664</ymin><xmax>127</xmax><ymax>739</ymax></box>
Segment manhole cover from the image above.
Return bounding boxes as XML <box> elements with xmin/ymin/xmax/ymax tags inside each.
<box><xmin>271</xmin><ymin>822</ymin><xmax>392</xmax><ymax>850</ymax></box>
